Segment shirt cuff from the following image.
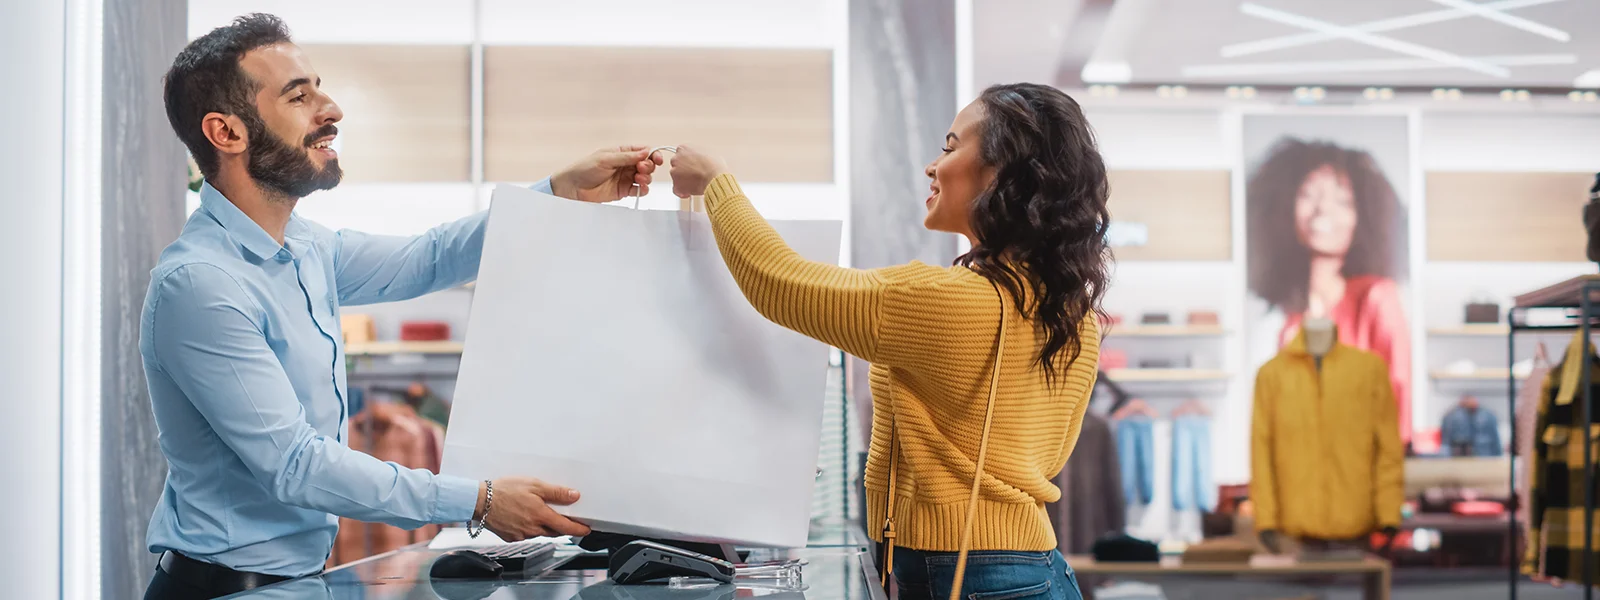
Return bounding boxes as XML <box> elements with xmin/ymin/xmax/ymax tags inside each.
<box><xmin>531</xmin><ymin>177</ymin><xmax>554</xmax><ymax>196</ymax></box>
<box><xmin>433</xmin><ymin>474</ymin><xmax>482</xmax><ymax>524</ymax></box>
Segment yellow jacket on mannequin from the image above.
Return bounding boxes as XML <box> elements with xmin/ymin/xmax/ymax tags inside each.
<box><xmin>1250</xmin><ymin>330</ymin><xmax>1405</xmax><ymax>540</ymax></box>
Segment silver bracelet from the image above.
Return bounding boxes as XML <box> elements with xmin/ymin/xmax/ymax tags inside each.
<box><xmin>468</xmin><ymin>480</ymin><xmax>493</xmax><ymax>538</ymax></box>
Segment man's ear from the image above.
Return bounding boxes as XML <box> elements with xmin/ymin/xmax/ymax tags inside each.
<box><xmin>201</xmin><ymin>112</ymin><xmax>249</xmax><ymax>158</ymax></box>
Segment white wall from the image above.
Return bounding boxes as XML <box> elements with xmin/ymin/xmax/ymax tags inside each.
<box><xmin>0</xmin><ymin>0</ymin><xmax>65</xmax><ymax>596</ymax></box>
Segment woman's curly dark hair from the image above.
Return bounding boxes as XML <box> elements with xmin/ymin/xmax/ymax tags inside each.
<box><xmin>1246</xmin><ymin>137</ymin><xmax>1408</xmax><ymax>314</ymax></box>
<box><xmin>956</xmin><ymin>83</ymin><xmax>1111</xmax><ymax>379</ymax></box>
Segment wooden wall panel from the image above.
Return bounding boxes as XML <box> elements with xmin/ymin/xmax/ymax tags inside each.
<box><xmin>1107</xmin><ymin>170</ymin><xmax>1232</xmax><ymax>261</ymax></box>
<box><xmin>483</xmin><ymin>47</ymin><xmax>832</xmax><ymax>185</ymax></box>
<box><xmin>300</xmin><ymin>45</ymin><xmax>471</xmax><ymax>182</ymax></box>
<box><xmin>1426</xmin><ymin>172</ymin><xmax>1592</xmax><ymax>262</ymax></box>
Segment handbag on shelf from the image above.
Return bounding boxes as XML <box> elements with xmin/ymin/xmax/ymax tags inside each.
<box><xmin>1463</xmin><ymin>293</ymin><xmax>1501</xmax><ymax>325</ymax></box>
<box><xmin>1140</xmin><ymin>312</ymin><xmax>1172</xmax><ymax>325</ymax></box>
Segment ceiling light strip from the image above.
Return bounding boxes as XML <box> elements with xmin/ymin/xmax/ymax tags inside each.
<box><xmin>1429</xmin><ymin>0</ymin><xmax>1571</xmax><ymax>42</ymax></box>
<box><xmin>1238</xmin><ymin>3</ymin><xmax>1511</xmax><ymax>77</ymax></box>
<box><xmin>1182</xmin><ymin>54</ymin><xmax>1576</xmax><ymax>78</ymax></box>
<box><xmin>1221</xmin><ymin>0</ymin><xmax>1567</xmax><ymax>57</ymax></box>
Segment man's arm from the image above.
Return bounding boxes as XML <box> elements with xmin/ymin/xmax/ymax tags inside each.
<box><xmin>332</xmin><ymin>179</ymin><xmax>553</xmax><ymax>306</ymax></box>
<box><xmin>150</xmin><ymin>264</ymin><xmax>479</xmax><ymax>527</ymax></box>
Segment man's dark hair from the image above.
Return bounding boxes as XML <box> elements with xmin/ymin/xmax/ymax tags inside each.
<box><xmin>163</xmin><ymin>14</ymin><xmax>293</xmax><ymax>181</ymax></box>
<box><xmin>1245</xmin><ymin>137</ymin><xmax>1408</xmax><ymax>314</ymax></box>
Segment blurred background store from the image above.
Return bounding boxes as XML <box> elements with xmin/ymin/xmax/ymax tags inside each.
<box><xmin>3</xmin><ymin>0</ymin><xmax>1599</xmax><ymax>598</ymax></box>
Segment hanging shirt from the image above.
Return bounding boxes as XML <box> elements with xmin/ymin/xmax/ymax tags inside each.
<box><xmin>1524</xmin><ymin>331</ymin><xmax>1600</xmax><ymax>581</ymax></box>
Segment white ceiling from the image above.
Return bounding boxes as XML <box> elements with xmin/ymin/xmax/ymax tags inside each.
<box><xmin>976</xmin><ymin>0</ymin><xmax>1600</xmax><ymax>89</ymax></box>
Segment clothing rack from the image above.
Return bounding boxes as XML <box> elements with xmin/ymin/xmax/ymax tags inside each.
<box><xmin>1508</xmin><ymin>276</ymin><xmax>1600</xmax><ymax>600</ymax></box>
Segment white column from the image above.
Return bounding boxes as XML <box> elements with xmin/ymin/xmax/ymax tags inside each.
<box><xmin>0</xmin><ymin>0</ymin><xmax>66</xmax><ymax>596</ymax></box>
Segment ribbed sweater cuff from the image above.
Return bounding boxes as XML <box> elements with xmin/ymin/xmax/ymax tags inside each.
<box><xmin>703</xmin><ymin>173</ymin><xmax>743</xmax><ymax>213</ymax></box>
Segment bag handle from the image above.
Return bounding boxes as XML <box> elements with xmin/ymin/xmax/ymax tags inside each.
<box><xmin>627</xmin><ymin>146</ymin><xmax>705</xmax><ymax>212</ymax></box>
<box><xmin>878</xmin><ymin>287</ymin><xmax>1008</xmax><ymax>600</ymax></box>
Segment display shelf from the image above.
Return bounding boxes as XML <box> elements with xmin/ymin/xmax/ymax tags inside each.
<box><xmin>345</xmin><ymin>340</ymin><xmax>465</xmax><ymax>356</ymax></box>
<box><xmin>1427</xmin><ymin>324</ymin><xmax>1509</xmax><ymax>336</ymax></box>
<box><xmin>1104</xmin><ymin>324</ymin><xmax>1226</xmax><ymax>338</ymax></box>
<box><xmin>1105</xmin><ymin>368</ymin><xmax>1229</xmax><ymax>383</ymax></box>
<box><xmin>1430</xmin><ymin>368</ymin><xmax>1525</xmax><ymax>381</ymax></box>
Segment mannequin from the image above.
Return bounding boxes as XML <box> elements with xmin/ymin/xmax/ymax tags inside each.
<box><xmin>1304</xmin><ymin>317</ymin><xmax>1336</xmax><ymax>357</ymax></box>
<box><xmin>1261</xmin><ymin>318</ymin><xmax>1334</xmax><ymax>553</ymax></box>
<box><xmin>1248</xmin><ymin>320</ymin><xmax>1401</xmax><ymax>560</ymax></box>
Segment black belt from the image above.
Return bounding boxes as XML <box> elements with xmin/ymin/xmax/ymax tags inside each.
<box><xmin>157</xmin><ymin>551</ymin><xmax>296</xmax><ymax>595</ymax></box>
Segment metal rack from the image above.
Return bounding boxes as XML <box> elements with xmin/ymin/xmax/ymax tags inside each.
<box><xmin>1507</xmin><ymin>277</ymin><xmax>1600</xmax><ymax>600</ymax></box>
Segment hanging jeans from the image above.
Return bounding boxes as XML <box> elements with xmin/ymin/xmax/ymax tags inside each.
<box><xmin>1115</xmin><ymin>418</ymin><xmax>1155</xmax><ymax>506</ymax></box>
<box><xmin>1171</xmin><ymin>416</ymin><xmax>1215</xmax><ymax>512</ymax></box>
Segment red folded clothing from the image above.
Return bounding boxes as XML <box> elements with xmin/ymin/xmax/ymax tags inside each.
<box><xmin>1102</xmin><ymin>348</ymin><xmax>1129</xmax><ymax>370</ymax></box>
<box><xmin>399</xmin><ymin>321</ymin><xmax>450</xmax><ymax>341</ymax></box>
<box><xmin>1452</xmin><ymin>500</ymin><xmax>1505</xmax><ymax>517</ymax></box>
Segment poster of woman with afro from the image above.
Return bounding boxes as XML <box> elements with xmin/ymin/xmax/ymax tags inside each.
<box><xmin>1243</xmin><ymin>113</ymin><xmax>1413</xmax><ymax>443</ymax></box>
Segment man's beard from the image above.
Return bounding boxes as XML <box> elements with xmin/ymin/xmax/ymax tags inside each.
<box><xmin>245</xmin><ymin>115</ymin><xmax>342</xmax><ymax>200</ymax></box>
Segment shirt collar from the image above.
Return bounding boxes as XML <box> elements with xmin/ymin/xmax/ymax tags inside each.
<box><xmin>199</xmin><ymin>181</ymin><xmax>310</xmax><ymax>260</ymax></box>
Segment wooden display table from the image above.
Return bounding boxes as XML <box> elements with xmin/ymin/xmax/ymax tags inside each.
<box><xmin>1067</xmin><ymin>554</ymin><xmax>1391</xmax><ymax>600</ymax></box>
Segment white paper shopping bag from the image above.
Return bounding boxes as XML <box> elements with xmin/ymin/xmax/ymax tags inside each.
<box><xmin>441</xmin><ymin>184</ymin><xmax>841</xmax><ymax>548</ymax></box>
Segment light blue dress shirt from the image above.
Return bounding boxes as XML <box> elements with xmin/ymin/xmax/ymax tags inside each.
<box><xmin>141</xmin><ymin>179</ymin><xmax>551</xmax><ymax>576</ymax></box>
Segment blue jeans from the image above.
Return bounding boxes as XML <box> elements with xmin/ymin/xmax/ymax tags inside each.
<box><xmin>892</xmin><ymin>548</ymin><xmax>1081</xmax><ymax>600</ymax></box>
<box><xmin>1171</xmin><ymin>416</ymin><xmax>1214</xmax><ymax>512</ymax></box>
<box><xmin>1114</xmin><ymin>418</ymin><xmax>1154</xmax><ymax>506</ymax></box>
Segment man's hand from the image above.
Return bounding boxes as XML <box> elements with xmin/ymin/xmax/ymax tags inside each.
<box><xmin>667</xmin><ymin>144</ymin><xmax>731</xmax><ymax>199</ymax></box>
<box><xmin>477</xmin><ymin>477</ymin><xmax>591</xmax><ymax>540</ymax></box>
<box><xmin>551</xmin><ymin>146</ymin><xmax>664</xmax><ymax>203</ymax></box>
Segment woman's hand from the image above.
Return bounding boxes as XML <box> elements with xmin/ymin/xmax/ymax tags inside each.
<box><xmin>668</xmin><ymin>145</ymin><xmax>730</xmax><ymax>198</ymax></box>
<box><xmin>551</xmin><ymin>146</ymin><xmax>664</xmax><ymax>203</ymax></box>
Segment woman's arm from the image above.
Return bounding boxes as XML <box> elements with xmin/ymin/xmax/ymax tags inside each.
<box><xmin>701</xmin><ymin>174</ymin><xmax>953</xmax><ymax>363</ymax></box>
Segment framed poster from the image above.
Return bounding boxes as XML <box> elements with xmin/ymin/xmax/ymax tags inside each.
<box><xmin>1242</xmin><ymin>113</ymin><xmax>1414</xmax><ymax>440</ymax></box>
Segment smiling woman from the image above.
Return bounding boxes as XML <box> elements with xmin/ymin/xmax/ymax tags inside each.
<box><xmin>667</xmin><ymin>82</ymin><xmax>1112</xmax><ymax>600</ymax></box>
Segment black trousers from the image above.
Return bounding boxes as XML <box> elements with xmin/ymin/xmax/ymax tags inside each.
<box><xmin>144</xmin><ymin>565</ymin><xmax>229</xmax><ymax>600</ymax></box>
<box><xmin>143</xmin><ymin>555</ymin><xmax>293</xmax><ymax>600</ymax></box>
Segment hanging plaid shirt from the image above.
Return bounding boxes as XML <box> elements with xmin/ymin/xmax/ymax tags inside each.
<box><xmin>1524</xmin><ymin>332</ymin><xmax>1600</xmax><ymax>581</ymax></box>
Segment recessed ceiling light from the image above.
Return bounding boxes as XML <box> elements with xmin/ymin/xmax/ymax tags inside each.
<box><xmin>1242</xmin><ymin>86</ymin><xmax>1257</xmax><ymax>99</ymax></box>
<box><xmin>1447</xmin><ymin>88</ymin><xmax>1463</xmax><ymax>100</ymax></box>
<box><xmin>1586</xmin><ymin>91</ymin><xmax>1599</xmax><ymax>102</ymax></box>
<box><xmin>1379</xmin><ymin>88</ymin><xmax>1394</xmax><ymax>100</ymax></box>
<box><xmin>1571</xmin><ymin>91</ymin><xmax>1585</xmax><ymax>102</ymax></box>
<box><xmin>1311</xmin><ymin>87</ymin><xmax>1326</xmax><ymax>100</ymax></box>
<box><xmin>1226</xmin><ymin>86</ymin><xmax>1242</xmax><ymax>99</ymax></box>
<box><xmin>1173</xmin><ymin>86</ymin><xmax>1188</xmax><ymax>98</ymax></box>
<box><xmin>1515</xmin><ymin>89</ymin><xmax>1531</xmax><ymax>101</ymax></box>
<box><xmin>1500</xmin><ymin>89</ymin><xmax>1516</xmax><ymax>101</ymax></box>
<box><xmin>1363</xmin><ymin>87</ymin><xmax>1378</xmax><ymax>100</ymax></box>
<box><xmin>1432</xmin><ymin>88</ymin><xmax>1447</xmax><ymax>100</ymax></box>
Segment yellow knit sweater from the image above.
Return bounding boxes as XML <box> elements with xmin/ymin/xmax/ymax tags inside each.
<box><xmin>703</xmin><ymin>174</ymin><xmax>1101</xmax><ymax>552</ymax></box>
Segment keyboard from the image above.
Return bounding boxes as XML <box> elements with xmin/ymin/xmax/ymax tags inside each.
<box><xmin>476</xmin><ymin>540</ymin><xmax>557</xmax><ymax>572</ymax></box>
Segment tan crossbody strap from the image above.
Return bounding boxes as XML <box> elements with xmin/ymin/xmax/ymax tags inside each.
<box><xmin>878</xmin><ymin>291</ymin><xmax>1008</xmax><ymax>599</ymax></box>
<box><xmin>949</xmin><ymin>300</ymin><xmax>1007</xmax><ymax>600</ymax></box>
